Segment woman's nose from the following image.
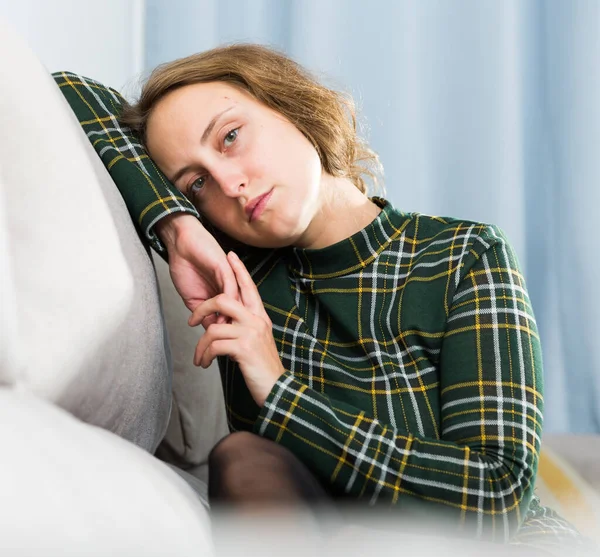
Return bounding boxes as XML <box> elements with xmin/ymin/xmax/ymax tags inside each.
<box><xmin>212</xmin><ymin>163</ymin><xmax>247</xmax><ymax>197</ymax></box>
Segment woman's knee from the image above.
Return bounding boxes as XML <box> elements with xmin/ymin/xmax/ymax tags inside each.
<box><xmin>209</xmin><ymin>432</ymin><xmax>290</xmax><ymax>501</ymax></box>
<box><xmin>209</xmin><ymin>431</ymin><xmax>299</xmax><ymax>469</ymax></box>
<box><xmin>208</xmin><ymin>431</ymin><xmax>329</xmax><ymax>503</ymax></box>
<box><xmin>210</xmin><ymin>431</ymin><xmax>273</xmax><ymax>468</ymax></box>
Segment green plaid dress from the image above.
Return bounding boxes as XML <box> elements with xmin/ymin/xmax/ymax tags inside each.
<box><xmin>53</xmin><ymin>71</ymin><xmax>595</xmax><ymax>554</ymax></box>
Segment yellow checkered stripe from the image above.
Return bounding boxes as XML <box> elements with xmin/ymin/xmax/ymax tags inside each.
<box><xmin>511</xmin><ymin>494</ymin><xmax>597</xmax><ymax>554</ymax></box>
<box><xmin>52</xmin><ymin>71</ymin><xmax>199</xmax><ymax>255</ymax></box>
<box><xmin>252</xmin><ymin>223</ymin><xmax>545</xmax><ymax>543</ymax></box>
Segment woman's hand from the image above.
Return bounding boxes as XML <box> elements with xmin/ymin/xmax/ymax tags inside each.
<box><xmin>156</xmin><ymin>213</ymin><xmax>239</xmax><ymax>327</ymax></box>
<box><xmin>188</xmin><ymin>251</ymin><xmax>286</xmax><ymax>407</ymax></box>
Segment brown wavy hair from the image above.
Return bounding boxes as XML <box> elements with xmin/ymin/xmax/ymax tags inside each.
<box><xmin>119</xmin><ymin>43</ymin><xmax>384</xmax><ymax>196</ymax></box>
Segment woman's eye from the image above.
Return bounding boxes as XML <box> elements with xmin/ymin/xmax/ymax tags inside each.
<box><xmin>190</xmin><ymin>176</ymin><xmax>206</xmax><ymax>195</ymax></box>
<box><xmin>223</xmin><ymin>128</ymin><xmax>239</xmax><ymax>148</ymax></box>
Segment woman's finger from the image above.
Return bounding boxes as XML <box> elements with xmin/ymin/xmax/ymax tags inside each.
<box><xmin>193</xmin><ymin>323</ymin><xmax>238</xmax><ymax>366</ymax></box>
<box><xmin>200</xmin><ymin>313</ymin><xmax>219</xmax><ymax>329</ymax></box>
<box><xmin>227</xmin><ymin>251</ymin><xmax>264</xmax><ymax>314</ymax></box>
<box><xmin>220</xmin><ymin>262</ymin><xmax>240</xmax><ymax>301</ymax></box>
<box><xmin>196</xmin><ymin>337</ymin><xmax>241</xmax><ymax>368</ymax></box>
<box><xmin>188</xmin><ymin>292</ymin><xmax>247</xmax><ymax>327</ymax></box>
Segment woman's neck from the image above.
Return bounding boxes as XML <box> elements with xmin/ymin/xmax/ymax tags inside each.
<box><xmin>295</xmin><ymin>175</ymin><xmax>382</xmax><ymax>250</ymax></box>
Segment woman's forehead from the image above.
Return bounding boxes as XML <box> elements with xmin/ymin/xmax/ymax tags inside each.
<box><xmin>161</xmin><ymin>81</ymin><xmax>252</xmax><ymax>113</ymax></box>
<box><xmin>145</xmin><ymin>82</ymin><xmax>258</xmax><ymax>170</ymax></box>
<box><xmin>148</xmin><ymin>82</ymin><xmax>245</xmax><ymax>142</ymax></box>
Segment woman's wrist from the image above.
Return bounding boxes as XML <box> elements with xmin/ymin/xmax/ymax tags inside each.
<box><xmin>154</xmin><ymin>213</ymin><xmax>201</xmax><ymax>250</ymax></box>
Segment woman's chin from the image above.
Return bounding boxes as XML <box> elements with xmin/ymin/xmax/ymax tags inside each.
<box><xmin>229</xmin><ymin>229</ymin><xmax>296</xmax><ymax>249</ymax></box>
<box><xmin>240</xmin><ymin>237</ymin><xmax>292</xmax><ymax>249</ymax></box>
<box><xmin>218</xmin><ymin>218</ymin><xmax>301</xmax><ymax>249</ymax></box>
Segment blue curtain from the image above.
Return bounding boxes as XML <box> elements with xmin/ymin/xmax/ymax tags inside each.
<box><xmin>144</xmin><ymin>0</ymin><xmax>600</xmax><ymax>433</ymax></box>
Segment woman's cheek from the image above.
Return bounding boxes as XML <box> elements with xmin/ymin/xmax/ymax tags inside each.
<box><xmin>249</xmin><ymin>148</ymin><xmax>273</xmax><ymax>182</ymax></box>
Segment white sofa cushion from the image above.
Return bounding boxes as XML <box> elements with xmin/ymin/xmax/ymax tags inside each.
<box><xmin>0</xmin><ymin>16</ymin><xmax>171</xmax><ymax>452</ymax></box>
<box><xmin>0</xmin><ymin>388</ymin><xmax>213</xmax><ymax>557</ymax></box>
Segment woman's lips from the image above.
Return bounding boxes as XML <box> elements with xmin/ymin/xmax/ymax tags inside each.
<box><xmin>248</xmin><ymin>189</ymin><xmax>274</xmax><ymax>222</ymax></box>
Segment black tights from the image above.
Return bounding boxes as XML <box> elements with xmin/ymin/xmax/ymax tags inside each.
<box><xmin>208</xmin><ymin>431</ymin><xmax>335</xmax><ymax>510</ymax></box>
<box><xmin>207</xmin><ymin>432</ymin><xmax>556</xmax><ymax>556</ymax></box>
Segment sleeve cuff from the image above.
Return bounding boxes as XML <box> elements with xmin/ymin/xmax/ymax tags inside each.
<box><xmin>143</xmin><ymin>205</ymin><xmax>200</xmax><ymax>256</ymax></box>
<box><xmin>252</xmin><ymin>371</ymin><xmax>308</xmax><ymax>441</ymax></box>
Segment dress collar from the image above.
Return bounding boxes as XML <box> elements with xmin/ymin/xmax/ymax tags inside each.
<box><xmin>286</xmin><ymin>197</ymin><xmax>412</xmax><ymax>279</ymax></box>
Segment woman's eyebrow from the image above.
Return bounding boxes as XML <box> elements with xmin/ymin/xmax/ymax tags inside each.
<box><xmin>169</xmin><ymin>106</ymin><xmax>235</xmax><ymax>186</ymax></box>
<box><xmin>201</xmin><ymin>106</ymin><xmax>235</xmax><ymax>145</ymax></box>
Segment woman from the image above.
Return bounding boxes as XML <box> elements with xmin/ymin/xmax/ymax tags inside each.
<box><xmin>117</xmin><ymin>44</ymin><xmax>591</xmax><ymax>555</ymax></box>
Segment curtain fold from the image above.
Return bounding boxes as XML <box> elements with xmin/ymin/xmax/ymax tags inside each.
<box><xmin>144</xmin><ymin>0</ymin><xmax>600</xmax><ymax>432</ymax></box>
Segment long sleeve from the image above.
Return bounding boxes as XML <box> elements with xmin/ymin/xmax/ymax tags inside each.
<box><xmin>52</xmin><ymin>71</ymin><xmax>199</xmax><ymax>257</ymax></box>
<box><xmin>253</xmin><ymin>226</ymin><xmax>543</xmax><ymax>542</ymax></box>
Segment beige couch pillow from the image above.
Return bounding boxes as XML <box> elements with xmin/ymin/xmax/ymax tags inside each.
<box><xmin>0</xmin><ymin>17</ymin><xmax>170</xmax><ymax>452</ymax></box>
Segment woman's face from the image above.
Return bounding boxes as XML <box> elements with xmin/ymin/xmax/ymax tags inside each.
<box><xmin>146</xmin><ymin>81</ymin><xmax>324</xmax><ymax>248</ymax></box>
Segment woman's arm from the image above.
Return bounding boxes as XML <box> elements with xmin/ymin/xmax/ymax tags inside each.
<box><xmin>52</xmin><ymin>71</ymin><xmax>199</xmax><ymax>256</ymax></box>
<box><xmin>156</xmin><ymin>213</ymin><xmax>241</xmax><ymax>316</ymax></box>
<box><xmin>253</xmin><ymin>228</ymin><xmax>542</xmax><ymax>543</ymax></box>
<box><xmin>53</xmin><ymin>72</ymin><xmax>239</xmax><ymax>317</ymax></box>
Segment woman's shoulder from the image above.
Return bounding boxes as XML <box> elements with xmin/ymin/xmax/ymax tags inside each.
<box><xmin>381</xmin><ymin>199</ymin><xmax>510</xmax><ymax>257</ymax></box>
<box><xmin>385</xmin><ymin>203</ymin><xmax>524</xmax><ymax>285</ymax></box>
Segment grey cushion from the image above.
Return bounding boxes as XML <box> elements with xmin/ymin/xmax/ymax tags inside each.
<box><xmin>153</xmin><ymin>254</ymin><xmax>229</xmax><ymax>482</ymax></box>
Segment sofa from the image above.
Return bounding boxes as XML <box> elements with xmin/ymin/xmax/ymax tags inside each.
<box><xmin>0</xmin><ymin>16</ymin><xmax>227</xmax><ymax>557</ymax></box>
